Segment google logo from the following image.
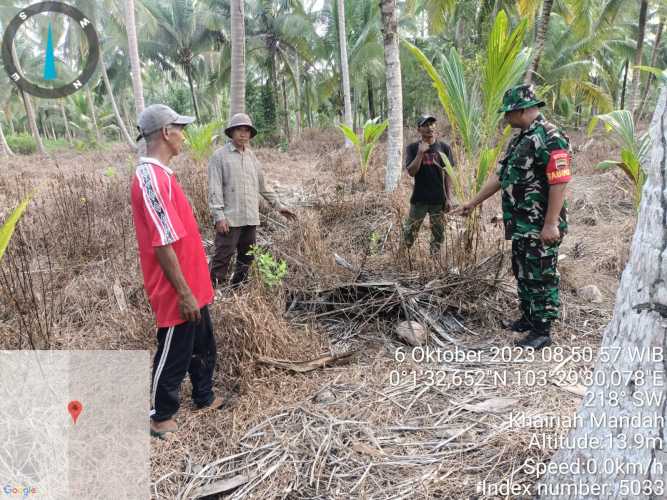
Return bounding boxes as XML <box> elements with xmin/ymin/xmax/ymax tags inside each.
<box><xmin>2</xmin><ymin>484</ymin><xmax>37</xmax><ymax>498</ymax></box>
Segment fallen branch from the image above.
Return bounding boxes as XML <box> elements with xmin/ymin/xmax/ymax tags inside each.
<box><xmin>256</xmin><ymin>351</ymin><xmax>359</xmax><ymax>373</ymax></box>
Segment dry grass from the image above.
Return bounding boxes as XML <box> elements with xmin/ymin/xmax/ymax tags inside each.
<box><xmin>212</xmin><ymin>282</ymin><xmax>324</xmax><ymax>391</ymax></box>
<box><xmin>0</xmin><ymin>128</ymin><xmax>632</xmax><ymax>498</ymax></box>
<box><xmin>159</xmin><ymin>354</ymin><xmax>585</xmax><ymax>499</ymax></box>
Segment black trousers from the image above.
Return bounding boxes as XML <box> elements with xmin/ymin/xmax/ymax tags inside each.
<box><xmin>209</xmin><ymin>226</ymin><xmax>257</xmax><ymax>287</ymax></box>
<box><xmin>150</xmin><ymin>305</ymin><xmax>216</xmax><ymax>421</ymax></box>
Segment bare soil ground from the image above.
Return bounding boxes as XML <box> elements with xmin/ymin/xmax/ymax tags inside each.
<box><xmin>0</xmin><ymin>127</ymin><xmax>636</xmax><ymax>498</ymax></box>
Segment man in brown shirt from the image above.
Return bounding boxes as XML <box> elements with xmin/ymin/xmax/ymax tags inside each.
<box><xmin>208</xmin><ymin>113</ymin><xmax>295</xmax><ymax>287</ymax></box>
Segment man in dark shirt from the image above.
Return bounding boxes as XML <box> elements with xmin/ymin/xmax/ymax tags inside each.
<box><xmin>402</xmin><ymin>115</ymin><xmax>455</xmax><ymax>256</ymax></box>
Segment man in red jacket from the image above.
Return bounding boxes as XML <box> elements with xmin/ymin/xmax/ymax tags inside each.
<box><xmin>131</xmin><ymin>104</ymin><xmax>224</xmax><ymax>438</ymax></box>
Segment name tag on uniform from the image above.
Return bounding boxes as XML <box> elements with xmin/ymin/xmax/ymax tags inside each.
<box><xmin>546</xmin><ymin>149</ymin><xmax>572</xmax><ymax>184</ymax></box>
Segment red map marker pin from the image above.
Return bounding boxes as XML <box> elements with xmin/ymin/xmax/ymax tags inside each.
<box><xmin>68</xmin><ymin>400</ymin><xmax>83</xmax><ymax>424</ymax></box>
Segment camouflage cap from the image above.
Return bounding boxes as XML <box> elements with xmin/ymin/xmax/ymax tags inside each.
<box><xmin>498</xmin><ymin>84</ymin><xmax>545</xmax><ymax>113</ymax></box>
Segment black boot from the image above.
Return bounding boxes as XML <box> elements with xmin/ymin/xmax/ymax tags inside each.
<box><xmin>501</xmin><ymin>315</ymin><xmax>533</xmax><ymax>333</ymax></box>
<box><xmin>516</xmin><ymin>323</ymin><xmax>552</xmax><ymax>349</ymax></box>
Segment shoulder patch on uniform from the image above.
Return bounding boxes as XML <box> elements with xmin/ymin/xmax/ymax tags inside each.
<box><xmin>546</xmin><ymin>149</ymin><xmax>572</xmax><ymax>184</ymax></box>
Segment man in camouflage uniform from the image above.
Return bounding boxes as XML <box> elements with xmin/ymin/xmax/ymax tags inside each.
<box><xmin>453</xmin><ymin>84</ymin><xmax>572</xmax><ymax>349</ymax></box>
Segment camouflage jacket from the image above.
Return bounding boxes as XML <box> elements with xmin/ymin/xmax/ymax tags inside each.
<box><xmin>496</xmin><ymin>114</ymin><xmax>572</xmax><ymax>240</ymax></box>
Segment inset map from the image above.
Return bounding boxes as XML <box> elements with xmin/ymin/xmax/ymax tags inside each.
<box><xmin>0</xmin><ymin>351</ymin><xmax>150</xmax><ymax>499</ymax></box>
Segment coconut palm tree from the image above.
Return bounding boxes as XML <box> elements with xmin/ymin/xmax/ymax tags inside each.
<box><xmin>58</xmin><ymin>0</ymin><xmax>134</xmax><ymax>146</ymax></box>
<box><xmin>405</xmin><ymin>0</ymin><xmax>456</xmax><ymax>36</ymax></box>
<box><xmin>125</xmin><ymin>0</ymin><xmax>145</xmax><ymax>116</ymax></box>
<box><xmin>632</xmin><ymin>0</ymin><xmax>649</xmax><ymax>116</ymax></box>
<box><xmin>525</xmin><ymin>0</ymin><xmax>554</xmax><ymax>83</ymax></box>
<box><xmin>539</xmin><ymin>84</ymin><xmax>667</xmax><ymax>500</ymax></box>
<box><xmin>67</xmin><ymin>93</ymin><xmax>118</xmax><ymax>142</ymax></box>
<box><xmin>344</xmin><ymin>0</ymin><xmax>384</xmax><ymax>121</ymax></box>
<box><xmin>59</xmin><ymin>101</ymin><xmax>72</xmax><ymax>144</ymax></box>
<box><xmin>142</xmin><ymin>0</ymin><xmax>226</xmax><ymax>122</ymax></box>
<box><xmin>230</xmin><ymin>0</ymin><xmax>246</xmax><ymax>115</ymax></box>
<box><xmin>529</xmin><ymin>1</ymin><xmax>631</xmax><ymax>121</ymax></box>
<box><xmin>100</xmin><ymin>57</ymin><xmax>136</xmax><ymax>148</ymax></box>
<box><xmin>637</xmin><ymin>12</ymin><xmax>664</xmax><ymax>118</ymax></box>
<box><xmin>335</xmin><ymin>0</ymin><xmax>353</xmax><ymax>145</ymax></box>
<box><xmin>243</xmin><ymin>0</ymin><xmax>316</xmax><ymax>138</ymax></box>
<box><xmin>380</xmin><ymin>0</ymin><xmax>402</xmax><ymax>192</ymax></box>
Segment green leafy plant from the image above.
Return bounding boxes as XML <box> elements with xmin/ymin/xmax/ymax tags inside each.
<box><xmin>44</xmin><ymin>138</ymin><xmax>69</xmax><ymax>151</ymax></box>
<box><xmin>278</xmin><ymin>137</ymin><xmax>290</xmax><ymax>153</ymax></box>
<box><xmin>67</xmin><ymin>94</ymin><xmax>117</xmax><ymax>143</ymax></box>
<box><xmin>184</xmin><ymin>120</ymin><xmax>223</xmax><ymax>163</ymax></box>
<box><xmin>6</xmin><ymin>134</ymin><xmax>37</xmax><ymax>155</ymax></box>
<box><xmin>369</xmin><ymin>230</ymin><xmax>380</xmax><ymax>256</ymax></box>
<box><xmin>74</xmin><ymin>139</ymin><xmax>94</xmax><ymax>152</ymax></box>
<box><xmin>247</xmin><ymin>245</ymin><xmax>288</xmax><ymax>288</ymax></box>
<box><xmin>338</xmin><ymin>117</ymin><xmax>389</xmax><ymax>183</ymax></box>
<box><xmin>635</xmin><ymin>65</ymin><xmax>667</xmax><ymax>85</ymax></box>
<box><xmin>103</xmin><ymin>167</ymin><xmax>117</xmax><ymax>177</ymax></box>
<box><xmin>588</xmin><ymin>110</ymin><xmax>650</xmax><ymax>207</ymax></box>
<box><xmin>0</xmin><ymin>195</ymin><xmax>32</xmax><ymax>261</ymax></box>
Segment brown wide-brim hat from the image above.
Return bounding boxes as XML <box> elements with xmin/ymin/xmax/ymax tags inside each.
<box><xmin>225</xmin><ymin>113</ymin><xmax>258</xmax><ymax>138</ymax></box>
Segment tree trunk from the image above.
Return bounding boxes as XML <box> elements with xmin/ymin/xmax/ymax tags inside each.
<box><xmin>0</xmin><ymin>120</ymin><xmax>14</xmax><ymax>156</ymax></box>
<box><xmin>294</xmin><ymin>54</ymin><xmax>302</xmax><ymax>136</ymax></box>
<box><xmin>525</xmin><ymin>0</ymin><xmax>554</xmax><ymax>84</ymax></box>
<box><xmin>620</xmin><ymin>59</ymin><xmax>630</xmax><ymax>109</ymax></box>
<box><xmin>367</xmin><ymin>78</ymin><xmax>376</xmax><ymax>119</ymax></box>
<box><xmin>125</xmin><ymin>0</ymin><xmax>145</xmax><ymax>116</ymax></box>
<box><xmin>59</xmin><ymin>101</ymin><xmax>72</xmax><ymax>144</ymax></box>
<box><xmin>632</xmin><ymin>0</ymin><xmax>649</xmax><ymax>117</ymax></box>
<box><xmin>381</xmin><ymin>0</ymin><xmax>403</xmax><ymax>192</ymax></box>
<box><xmin>538</xmin><ymin>86</ymin><xmax>667</xmax><ymax>499</ymax></box>
<box><xmin>19</xmin><ymin>91</ymin><xmax>46</xmax><ymax>155</ymax></box>
<box><xmin>213</xmin><ymin>93</ymin><xmax>221</xmax><ymax>120</ymax></box>
<box><xmin>85</xmin><ymin>87</ymin><xmax>102</xmax><ymax>143</ymax></box>
<box><xmin>185</xmin><ymin>64</ymin><xmax>201</xmax><ymax>122</ymax></box>
<box><xmin>39</xmin><ymin>111</ymin><xmax>49</xmax><ymax>140</ymax></box>
<box><xmin>638</xmin><ymin>19</ymin><xmax>664</xmax><ymax>119</ymax></box>
<box><xmin>304</xmin><ymin>76</ymin><xmax>313</xmax><ymax>129</ymax></box>
<box><xmin>229</xmin><ymin>0</ymin><xmax>245</xmax><ymax>116</ymax></box>
<box><xmin>337</xmin><ymin>0</ymin><xmax>353</xmax><ymax>146</ymax></box>
<box><xmin>270</xmin><ymin>48</ymin><xmax>280</xmax><ymax>132</ymax></box>
<box><xmin>100</xmin><ymin>59</ymin><xmax>135</xmax><ymax>149</ymax></box>
<box><xmin>49</xmin><ymin>113</ymin><xmax>56</xmax><ymax>140</ymax></box>
<box><xmin>381</xmin><ymin>92</ymin><xmax>385</xmax><ymax>119</ymax></box>
<box><xmin>121</xmin><ymin>100</ymin><xmax>133</xmax><ymax>134</ymax></box>
<box><xmin>281</xmin><ymin>74</ymin><xmax>290</xmax><ymax>143</ymax></box>
<box><xmin>454</xmin><ymin>12</ymin><xmax>465</xmax><ymax>55</ymax></box>
<box><xmin>352</xmin><ymin>87</ymin><xmax>358</xmax><ymax>131</ymax></box>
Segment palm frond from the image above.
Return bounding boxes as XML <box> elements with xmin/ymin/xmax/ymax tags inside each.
<box><xmin>481</xmin><ymin>10</ymin><xmax>530</xmax><ymax>143</ymax></box>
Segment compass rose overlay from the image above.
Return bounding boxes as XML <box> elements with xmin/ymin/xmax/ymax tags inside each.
<box><xmin>1</xmin><ymin>1</ymin><xmax>100</xmax><ymax>98</ymax></box>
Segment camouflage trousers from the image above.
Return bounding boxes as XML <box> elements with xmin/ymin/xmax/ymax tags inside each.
<box><xmin>402</xmin><ymin>203</ymin><xmax>445</xmax><ymax>254</ymax></box>
<box><xmin>511</xmin><ymin>237</ymin><xmax>561</xmax><ymax>326</ymax></box>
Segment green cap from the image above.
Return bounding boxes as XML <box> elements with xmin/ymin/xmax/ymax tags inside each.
<box><xmin>498</xmin><ymin>84</ymin><xmax>545</xmax><ymax>113</ymax></box>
